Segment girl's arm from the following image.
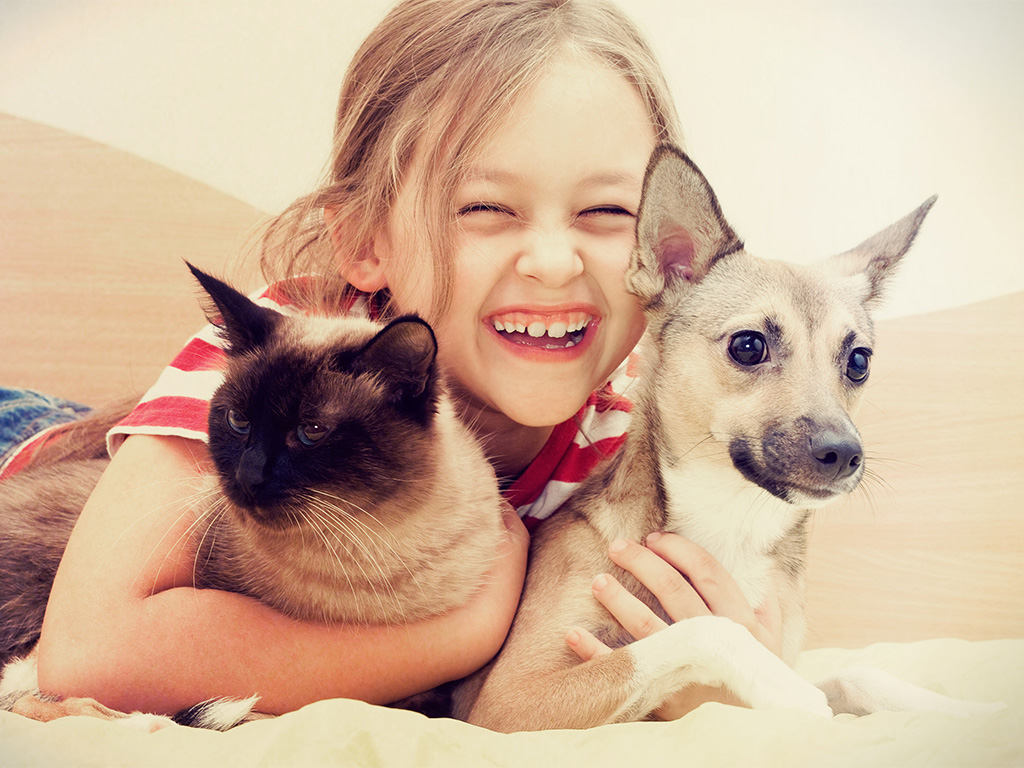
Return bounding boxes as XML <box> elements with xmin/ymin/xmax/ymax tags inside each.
<box><xmin>36</xmin><ymin>433</ymin><xmax>529</xmax><ymax>716</ymax></box>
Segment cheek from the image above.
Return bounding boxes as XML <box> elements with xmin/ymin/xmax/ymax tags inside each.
<box><xmin>383</xmin><ymin>252</ymin><xmax>435</xmax><ymax>317</ymax></box>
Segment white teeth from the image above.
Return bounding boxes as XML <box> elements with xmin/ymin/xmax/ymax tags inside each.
<box><xmin>493</xmin><ymin>315</ymin><xmax>592</xmax><ymax>339</ymax></box>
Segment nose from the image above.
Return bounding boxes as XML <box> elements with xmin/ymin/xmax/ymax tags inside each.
<box><xmin>809</xmin><ymin>430</ymin><xmax>863</xmax><ymax>481</ymax></box>
<box><xmin>235</xmin><ymin>445</ymin><xmax>269</xmax><ymax>498</ymax></box>
<box><xmin>515</xmin><ymin>228</ymin><xmax>584</xmax><ymax>287</ymax></box>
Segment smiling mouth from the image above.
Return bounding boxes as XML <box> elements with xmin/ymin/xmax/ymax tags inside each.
<box><xmin>488</xmin><ymin>312</ymin><xmax>593</xmax><ymax>350</ymax></box>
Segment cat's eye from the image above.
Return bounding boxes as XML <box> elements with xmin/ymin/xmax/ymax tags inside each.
<box><xmin>297</xmin><ymin>423</ymin><xmax>329</xmax><ymax>447</ymax></box>
<box><xmin>226</xmin><ymin>409</ymin><xmax>250</xmax><ymax>435</ymax></box>
<box><xmin>729</xmin><ymin>331</ymin><xmax>768</xmax><ymax>366</ymax></box>
<box><xmin>846</xmin><ymin>347</ymin><xmax>872</xmax><ymax>382</ymax></box>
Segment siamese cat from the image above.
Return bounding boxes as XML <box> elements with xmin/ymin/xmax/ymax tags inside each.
<box><xmin>0</xmin><ymin>264</ymin><xmax>504</xmax><ymax>728</ymax></box>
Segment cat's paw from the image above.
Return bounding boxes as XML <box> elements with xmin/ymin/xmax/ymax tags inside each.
<box><xmin>9</xmin><ymin>693</ymin><xmax>127</xmax><ymax>723</ymax></box>
<box><xmin>122</xmin><ymin>712</ymin><xmax>179</xmax><ymax>732</ymax></box>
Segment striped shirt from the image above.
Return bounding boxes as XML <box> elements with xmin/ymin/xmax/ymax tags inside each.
<box><xmin>7</xmin><ymin>282</ymin><xmax>638</xmax><ymax>531</ymax></box>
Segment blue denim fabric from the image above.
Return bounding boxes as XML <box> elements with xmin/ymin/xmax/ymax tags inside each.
<box><xmin>0</xmin><ymin>388</ymin><xmax>92</xmax><ymax>466</ymax></box>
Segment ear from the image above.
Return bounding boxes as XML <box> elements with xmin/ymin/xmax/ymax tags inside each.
<box><xmin>186</xmin><ymin>261</ymin><xmax>280</xmax><ymax>355</ymax></box>
<box><xmin>352</xmin><ymin>316</ymin><xmax>439</xmax><ymax>408</ymax></box>
<box><xmin>323</xmin><ymin>206</ymin><xmax>388</xmax><ymax>292</ymax></box>
<box><xmin>628</xmin><ymin>144</ymin><xmax>744</xmax><ymax>305</ymax></box>
<box><xmin>827</xmin><ymin>195</ymin><xmax>937</xmax><ymax>307</ymax></box>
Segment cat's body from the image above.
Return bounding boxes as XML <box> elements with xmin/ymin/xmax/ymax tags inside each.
<box><xmin>0</xmin><ymin>264</ymin><xmax>504</xmax><ymax>726</ymax></box>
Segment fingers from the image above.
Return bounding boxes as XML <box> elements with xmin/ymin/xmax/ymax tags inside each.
<box><xmin>564</xmin><ymin>626</ymin><xmax>611</xmax><ymax>661</ymax></box>
<box><xmin>609</xmin><ymin>533</ymin><xmax>786</xmax><ymax>655</ymax></box>
<box><xmin>499</xmin><ymin>503</ymin><xmax>530</xmax><ymax>555</ymax></box>
<box><xmin>605</xmin><ymin>537</ymin><xmax>712</xmax><ymax>623</ymax></box>
<box><xmin>638</xmin><ymin>533</ymin><xmax>756</xmax><ymax>628</ymax></box>
<box><xmin>589</xmin><ymin>571</ymin><xmax>671</xmax><ymax>641</ymax></box>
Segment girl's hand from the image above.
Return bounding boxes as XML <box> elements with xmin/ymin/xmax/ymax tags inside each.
<box><xmin>564</xmin><ymin>532</ymin><xmax>784</xmax><ymax>720</ymax></box>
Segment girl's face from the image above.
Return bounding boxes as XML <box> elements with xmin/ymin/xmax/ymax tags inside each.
<box><xmin>381</xmin><ymin>55</ymin><xmax>656</xmax><ymax>431</ymax></box>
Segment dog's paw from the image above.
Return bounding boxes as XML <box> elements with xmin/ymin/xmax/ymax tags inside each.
<box><xmin>816</xmin><ymin>666</ymin><xmax>1006</xmax><ymax>718</ymax></box>
<box><xmin>746</xmin><ymin>660</ymin><xmax>832</xmax><ymax>717</ymax></box>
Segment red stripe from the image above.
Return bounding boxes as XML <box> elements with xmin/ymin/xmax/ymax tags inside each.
<box><xmin>116</xmin><ymin>396</ymin><xmax>211</xmax><ymax>438</ymax></box>
<box><xmin>0</xmin><ymin>424</ymin><xmax>74</xmax><ymax>481</ymax></box>
<box><xmin>170</xmin><ymin>338</ymin><xmax>226</xmax><ymax>372</ymax></box>
<box><xmin>503</xmin><ymin>418</ymin><xmax>578</xmax><ymax>510</ymax></box>
<box><xmin>549</xmin><ymin>434</ymin><xmax>625</xmax><ymax>484</ymax></box>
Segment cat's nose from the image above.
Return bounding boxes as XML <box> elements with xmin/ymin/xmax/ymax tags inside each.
<box><xmin>235</xmin><ymin>447</ymin><xmax>268</xmax><ymax>497</ymax></box>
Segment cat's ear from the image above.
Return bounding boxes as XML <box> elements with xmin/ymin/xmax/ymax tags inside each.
<box><xmin>187</xmin><ymin>262</ymin><xmax>280</xmax><ymax>355</ymax></box>
<box><xmin>353</xmin><ymin>316</ymin><xmax>438</xmax><ymax>406</ymax></box>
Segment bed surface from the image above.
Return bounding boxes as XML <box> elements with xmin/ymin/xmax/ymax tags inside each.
<box><xmin>1</xmin><ymin>113</ymin><xmax>1022</xmax><ymax>764</ymax></box>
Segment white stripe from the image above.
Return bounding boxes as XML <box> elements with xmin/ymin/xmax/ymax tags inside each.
<box><xmin>518</xmin><ymin>479</ymin><xmax>581</xmax><ymax>522</ymax></box>
<box><xmin>107</xmin><ymin>425</ymin><xmax>209</xmax><ymax>456</ymax></box>
<box><xmin>573</xmin><ymin>407</ymin><xmax>632</xmax><ymax>448</ymax></box>
<box><xmin>139</xmin><ymin>366</ymin><xmax>225</xmax><ymax>405</ymax></box>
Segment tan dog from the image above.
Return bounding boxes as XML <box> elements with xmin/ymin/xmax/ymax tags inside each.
<box><xmin>456</xmin><ymin>144</ymin><xmax>996</xmax><ymax>732</ymax></box>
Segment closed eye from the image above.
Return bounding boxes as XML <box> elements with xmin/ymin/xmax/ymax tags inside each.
<box><xmin>579</xmin><ymin>205</ymin><xmax>634</xmax><ymax>218</ymax></box>
<box><xmin>457</xmin><ymin>202</ymin><xmax>514</xmax><ymax>217</ymax></box>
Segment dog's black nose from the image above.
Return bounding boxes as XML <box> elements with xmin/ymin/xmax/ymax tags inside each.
<box><xmin>810</xmin><ymin>431</ymin><xmax>863</xmax><ymax>481</ymax></box>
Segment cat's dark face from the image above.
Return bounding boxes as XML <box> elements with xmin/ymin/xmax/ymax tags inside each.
<box><xmin>190</xmin><ymin>264</ymin><xmax>440</xmax><ymax>527</ymax></box>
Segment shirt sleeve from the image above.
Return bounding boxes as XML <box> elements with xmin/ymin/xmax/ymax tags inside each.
<box><xmin>106</xmin><ymin>279</ymin><xmax>363</xmax><ymax>457</ymax></box>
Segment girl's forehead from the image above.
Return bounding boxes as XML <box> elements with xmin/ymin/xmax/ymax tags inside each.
<box><xmin>456</xmin><ymin>57</ymin><xmax>655</xmax><ymax>182</ymax></box>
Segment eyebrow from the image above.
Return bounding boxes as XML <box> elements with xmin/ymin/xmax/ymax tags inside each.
<box><xmin>462</xmin><ymin>168</ymin><xmax>643</xmax><ymax>190</ymax></box>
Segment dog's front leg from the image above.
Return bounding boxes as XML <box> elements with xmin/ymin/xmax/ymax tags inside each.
<box><xmin>467</xmin><ymin>614</ymin><xmax>831</xmax><ymax>731</ymax></box>
<box><xmin>624</xmin><ymin>615</ymin><xmax>832</xmax><ymax>718</ymax></box>
<box><xmin>815</xmin><ymin>666</ymin><xmax>1005</xmax><ymax>717</ymax></box>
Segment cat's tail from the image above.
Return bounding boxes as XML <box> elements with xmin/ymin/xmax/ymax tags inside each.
<box><xmin>26</xmin><ymin>394</ymin><xmax>140</xmax><ymax>468</ymax></box>
<box><xmin>171</xmin><ymin>696</ymin><xmax>264</xmax><ymax>730</ymax></box>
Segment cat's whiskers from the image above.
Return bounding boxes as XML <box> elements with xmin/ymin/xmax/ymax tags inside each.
<box><xmin>295</xmin><ymin>493</ymin><xmax>399</xmax><ymax>623</ymax></box>
<box><xmin>123</xmin><ymin>480</ymin><xmax>225</xmax><ymax>597</ymax></box>
<box><xmin>187</xmin><ymin>497</ymin><xmax>233</xmax><ymax>598</ymax></box>
<box><xmin>305</xmin><ymin>489</ymin><xmax>426</xmax><ymax>607</ymax></box>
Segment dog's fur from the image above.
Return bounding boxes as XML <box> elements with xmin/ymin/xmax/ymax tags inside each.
<box><xmin>455</xmin><ymin>144</ymin><xmax>997</xmax><ymax>731</ymax></box>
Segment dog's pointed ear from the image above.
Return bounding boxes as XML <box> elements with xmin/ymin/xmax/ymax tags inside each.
<box><xmin>186</xmin><ymin>261</ymin><xmax>280</xmax><ymax>355</ymax></box>
<box><xmin>827</xmin><ymin>195</ymin><xmax>937</xmax><ymax>307</ymax></box>
<box><xmin>628</xmin><ymin>144</ymin><xmax>744</xmax><ymax>305</ymax></box>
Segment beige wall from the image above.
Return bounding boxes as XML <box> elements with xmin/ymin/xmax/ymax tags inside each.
<box><xmin>0</xmin><ymin>1</ymin><xmax>1022</xmax><ymax>319</ymax></box>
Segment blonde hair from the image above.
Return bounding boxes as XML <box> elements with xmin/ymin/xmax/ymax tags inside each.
<box><xmin>258</xmin><ymin>0</ymin><xmax>683</xmax><ymax>320</ymax></box>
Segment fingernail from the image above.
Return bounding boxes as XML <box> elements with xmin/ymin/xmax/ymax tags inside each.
<box><xmin>645</xmin><ymin>531</ymin><xmax>663</xmax><ymax>545</ymax></box>
<box><xmin>609</xmin><ymin>539</ymin><xmax>628</xmax><ymax>554</ymax></box>
<box><xmin>566</xmin><ymin>629</ymin><xmax>581</xmax><ymax>646</ymax></box>
<box><xmin>592</xmin><ymin>573</ymin><xmax>609</xmax><ymax>591</ymax></box>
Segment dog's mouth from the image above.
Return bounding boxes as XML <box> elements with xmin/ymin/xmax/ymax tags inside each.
<box><xmin>729</xmin><ymin>437</ymin><xmax>863</xmax><ymax>506</ymax></box>
<box><xmin>488</xmin><ymin>312</ymin><xmax>593</xmax><ymax>350</ymax></box>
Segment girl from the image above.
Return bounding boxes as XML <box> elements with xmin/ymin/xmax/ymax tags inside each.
<box><xmin>14</xmin><ymin>0</ymin><xmax>783</xmax><ymax>720</ymax></box>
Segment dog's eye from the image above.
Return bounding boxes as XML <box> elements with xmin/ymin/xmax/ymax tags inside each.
<box><xmin>729</xmin><ymin>332</ymin><xmax>768</xmax><ymax>366</ymax></box>
<box><xmin>227</xmin><ymin>409</ymin><xmax>251</xmax><ymax>435</ymax></box>
<box><xmin>847</xmin><ymin>348</ymin><xmax>872</xmax><ymax>382</ymax></box>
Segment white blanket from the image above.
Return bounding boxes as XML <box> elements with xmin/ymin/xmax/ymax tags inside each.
<box><xmin>2</xmin><ymin>638</ymin><xmax>1021</xmax><ymax>767</ymax></box>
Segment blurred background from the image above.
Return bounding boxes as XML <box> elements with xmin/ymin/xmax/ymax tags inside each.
<box><xmin>1</xmin><ymin>0</ymin><xmax>1021</xmax><ymax>319</ymax></box>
